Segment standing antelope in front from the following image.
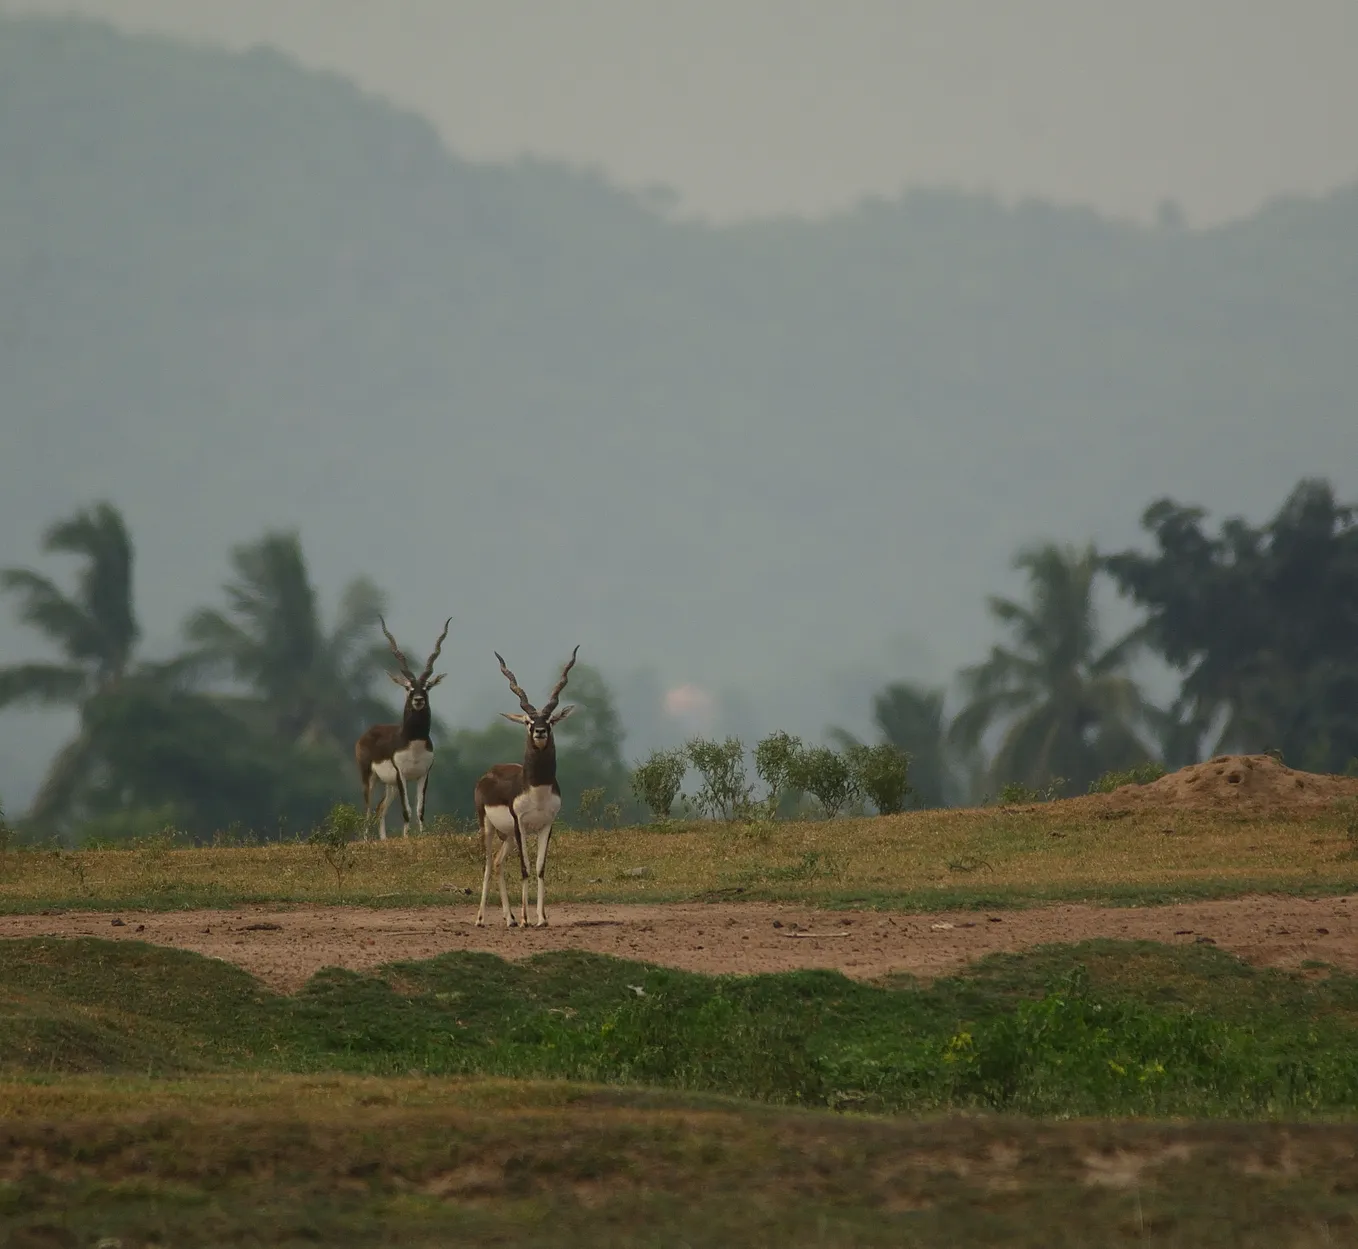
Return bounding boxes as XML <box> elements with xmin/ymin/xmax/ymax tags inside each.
<box><xmin>474</xmin><ymin>645</ymin><xmax>579</xmax><ymax>928</ymax></box>
<box><xmin>354</xmin><ymin>616</ymin><xmax>450</xmax><ymax>839</ymax></box>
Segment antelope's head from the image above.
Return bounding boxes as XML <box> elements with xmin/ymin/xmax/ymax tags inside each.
<box><xmin>380</xmin><ymin>615</ymin><xmax>450</xmax><ymax>713</ymax></box>
<box><xmin>495</xmin><ymin>646</ymin><xmax>579</xmax><ymax>749</ymax></box>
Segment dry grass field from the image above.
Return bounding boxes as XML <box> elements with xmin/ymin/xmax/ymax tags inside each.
<box><xmin>3</xmin><ymin>800</ymin><xmax>1357</xmax><ymax>917</ymax></box>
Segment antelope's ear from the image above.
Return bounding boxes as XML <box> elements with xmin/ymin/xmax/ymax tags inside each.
<box><xmin>425</xmin><ymin>672</ymin><xmax>447</xmax><ymax>689</ymax></box>
<box><xmin>386</xmin><ymin>670</ymin><xmax>414</xmax><ymax>690</ymax></box>
<box><xmin>549</xmin><ymin>704</ymin><xmax>577</xmax><ymax>725</ymax></box>
<box><xmin>500</xmin><ymin>712</ymin><xmax>532</xmax><ymax>725</ymax></box>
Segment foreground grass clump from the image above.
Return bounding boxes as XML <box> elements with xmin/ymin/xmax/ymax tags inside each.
<box><xmin>4</xmin><ymin>937</ymin><xmax>1358</xmax><ymax>1119</ymax></box>
<box><xmin>4</xmin><ymin>1077</ymin><xmax>1358</xmax><ymax>1248</ymax></box>
<box><xmin>4</xmin><ymin>801</ymin><xmax>1358</xmax><ymax>913</ymax></box>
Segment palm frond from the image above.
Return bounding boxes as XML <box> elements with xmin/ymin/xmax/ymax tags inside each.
<box><xmin>1089</xmin><ymin>623</ymin><xmax>1147</xmax><ymax>677</ymax></box>
<box><xmin>328</xmin><ymin>577</ymin><xmax>388</xmax><ymax>666</ymax></box>
<box><xmin>0</xmin><ymin>569</ymin><xmax>97</xmax><ymax>659</ymax></box>
<box><xmin>42</xmin><ymin>501</ymin><xmax>138</xmax><ymax>672</ymax></box>
<box><xmin>0</xmin><ymin>663</ymin><xmax>89</xmax><ymax>709</ymax></box>
<box><xmin>182</xmin><ymin>607</ymin><xmax>261</xmax><ymax>685</ymax></box>
<box><xmin>957</xmin><ymin>645</ymin><xmax>1044</xmax><ymax>700</ymax></box>
<box><xmin>948</xmin><ymin>687</ymin><xmax>1035</xmax><ymax>753</ymax></box>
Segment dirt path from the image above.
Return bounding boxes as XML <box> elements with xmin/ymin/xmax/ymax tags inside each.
<box><xmin>4</xmin><ymin>894</ymin><xmax>1356</xmax><ymax>992</ymax></box>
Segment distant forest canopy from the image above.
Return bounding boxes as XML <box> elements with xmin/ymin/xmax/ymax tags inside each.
<box><xmin>1</xmin><ymin>479</ymin><xmax>1354</xmax><ymax>841</ymax></box>
<box><xmin>1</xmin><ymin>13</ymin><xmax>1355</xmax><ymax>816</ymax></box>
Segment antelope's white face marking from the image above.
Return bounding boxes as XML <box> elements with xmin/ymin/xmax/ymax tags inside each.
<box><xmin>514</xmin><ymin>785</ymin><xmax>561</xmax><ymax>835</ymax></box>
<box><xmin>483</xmin><ymin>804</ymin><xmax>518</xmax><ymax>838</ymax></box>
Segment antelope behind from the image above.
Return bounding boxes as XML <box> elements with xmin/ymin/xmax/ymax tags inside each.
<box><xmin>474</xmin><ymin>645</ymin><xmax>579</xmax><ymax>928</ymax></box>
<box><xmin>354</xmin><ymin>616</ymin><xmax>449</xmax><ymax>839</ymax></box>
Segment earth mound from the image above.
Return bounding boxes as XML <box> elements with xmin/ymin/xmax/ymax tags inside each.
<box><xmin>1079</xmin><ymin>754</ymin><xmax>1358</xmax><ymax>813</ymax></box>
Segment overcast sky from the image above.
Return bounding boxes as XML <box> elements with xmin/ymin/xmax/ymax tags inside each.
<box><xmin>5</xmin><ymin>0</ymin><xmax>1356</xmax><ymax>224</ymax></box>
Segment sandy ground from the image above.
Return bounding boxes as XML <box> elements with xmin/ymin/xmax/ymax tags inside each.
<box><xmin>3</xmin><ymin>894</ymin><xmax>1356</xmax><ymax>991</ymax></box>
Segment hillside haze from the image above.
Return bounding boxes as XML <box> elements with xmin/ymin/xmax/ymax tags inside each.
<box><xmin>2</xmin><ymin>14</ymin><xmax>1355</xmax><ymax>804</ymax></box>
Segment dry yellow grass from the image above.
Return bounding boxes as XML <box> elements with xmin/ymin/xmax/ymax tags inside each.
<box><xmin>0</xmin><ymin>1072</ymin><xmax>584</xmax><ymax>1120</ymax></box>
<box><xmin>3</xmin><ymin>800</ymin><xmax>1356</xmax><ymax>912</ymax></box>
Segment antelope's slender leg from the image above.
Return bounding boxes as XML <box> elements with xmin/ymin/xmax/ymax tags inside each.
<box><xmin>494</xmin><ymin>835</ymin><xmax>515</xmax><ymax>928</ymax></box>
<box><xmin>534</xmin><ymin>824</ymin><xmax>553</xmax><ymax>927</ymax></box>
<box><xmin>394</xmin><ymin>771</ymin><xmax>411</xmax><ymax>838</ymax></box>
<box><xmin>475</xmin><ymin>816</ymin><xmax>494</xmax><ymax>927</ymax></box>
<box><xmin>376</xmin><ymin>786</ymin><xmax>393</xmax><ymax>840</ymax></box>
<box><xmin>513</xmin><ymin>818</ymin><xmax>530</xmax><ymax>927</ymax></box>
<box><xmin>415</xmin><ymin>775</ymin><xmax>429</xmax><ymax>833</ymax></box>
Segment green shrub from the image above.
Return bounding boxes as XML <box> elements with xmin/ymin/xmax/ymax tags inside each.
<box><xmin>754</xmin><ymin>730</ymin><xmax>803</xmax><ymax>818</ymax></box>
<box><xmin>308</xmin><ymin>802</ymin><xmax>364</xmax><ymax>894</ymax></box>
<box><xmin>846</xmin><ymin>743</ymin><xmax>912</xmax><ymax>814</ymax></box>
<box><xmin>576</xmin><ymin>786</ymin><xmax>606</xmax><ymax>827</ymax></box>
<box><xmin>629</xmin><ymin>747</ymin><xmax>689</xmax><ymax>821</ymax></box>
<box><xmin>789</xmin><ymin>746</ymin><xmax>860</xmax><ymax>818</ymax></box>
<box><xmin>1088</xmin><ymin>760</ymin><xmax>1168</xmax><ymax>793</ymax></box>
<box><xmin>685</xmin><ymin>737</ymin><xmax>755</xmax><ymax>821</ymax></box>
<box><xmin>997</xmin><ymin>777</ymin><xmax>1067</xmax><ymax>804</ymax></box>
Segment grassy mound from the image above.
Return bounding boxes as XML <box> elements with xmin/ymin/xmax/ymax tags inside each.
<box><xmin>4</xmin><ymin>937</ymin><xmax>1358</xmax><ymax>1118</ymax></box>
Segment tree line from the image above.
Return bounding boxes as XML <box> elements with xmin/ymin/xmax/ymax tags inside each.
<box><xmin>0</xmin><ymin>505</ymin><xmax>627</xmax><ymax>841</ymax></box>
<box><xmin>1</xmin><ymin>477</ymin><xmax>1354</xmax><ymax>841</ymax></box>
<box><xmin>851</xmin><ymin>477</ymin><xmax>1358</xmax><ymax>805</ymax></box>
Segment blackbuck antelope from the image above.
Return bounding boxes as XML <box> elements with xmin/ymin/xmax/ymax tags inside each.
<box><xmin>354</xmin><ymin>616</ymin><xmax>450</xmax><ymax>839</ymax></box>
<box><xmin>474</xmin><ymin>645</ymin><xmax>579</xmax><ymax>928</ymax></box>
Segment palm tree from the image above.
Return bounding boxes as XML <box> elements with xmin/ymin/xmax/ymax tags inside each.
<box><xmin>0</xmin><ymin>502</ymin><xmax>139</xmax><ymax>823</ymax></box>
<box><xmin>870</xmin><ymin>682</ymin><xmax>956</xmax><ymax>808</ymax></box>
<box><xmin>183</xmin><ymin>530</ymin><xmax>393</xmax><ymax>749</ymax></box>
<box><xmin>949</xmin><ymin>543</ymin><xmax>1152</xmax><ymax>795</ymax></box>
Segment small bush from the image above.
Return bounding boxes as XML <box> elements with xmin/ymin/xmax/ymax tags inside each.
<box><xmin>1088</xmin><ymin>761</ymin><xmax>1168</xmax><ymax>794</ymax></box>
<box><xmin>309</xmin><ymin>802</ymin><xmax>364</xmax><ymax>895</ymax></box>
<box><xmin>997</xmin><ymin>777</ymin><xmax>1067</xmax><ymax>805</ymax></box>
<box><xmin>576</xmin><ymin>787</ymin><xmax>606</xmax><ymax>827</ymax></box>
<box><xmin>686</xmin><ymin>737</ymin><xmax>755</xmax><ymax>822</ymax></box>
<box><xmin>789</xmin><ymin>746</ymin><xmax>860</xmax><ymax>819</ymax></box>
<box><xmin>754</xmin><ymin>730</ymin><xmax>804</xmax><ymax>818</ymax></box>
<box><xmin>1337</xmin><ymin>800</ymin><xmax>1358</xmax><ymax>857</ymax></box>
<box><xmin>630</xmin><ymin>748</ymin><xmax>689</xmax><ymax>822</ymax></box>
<box><xmin>846</xmin><ymin>743</ymin><xmax>912</xmax><ymax>815</ymax></box>
<box><xmin>211</xmin><ymin>822</ymin><xmax>259</xmax><ymax>849</ymax></box>
<box><xmin>49</xmin><ymin>848</ymin><xmax>91</xmax><ymax>896</ymax></box>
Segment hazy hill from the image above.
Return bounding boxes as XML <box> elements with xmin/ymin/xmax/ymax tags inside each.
<box><xmin>1</xmin><ymin>14</ymin><xmax>1355</xmax><ymax>804</ymax></box>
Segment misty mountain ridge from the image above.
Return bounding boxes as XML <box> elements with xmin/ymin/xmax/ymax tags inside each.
<box><xmin>1</xmin><ymin>13</ymin><xmax>1355</xmax><ymax>806</ymax></box>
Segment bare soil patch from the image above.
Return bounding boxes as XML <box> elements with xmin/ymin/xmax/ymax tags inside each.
<box><xmin>1074</xmin><ymin>753</ymin><xmax>1358</xmax><ymax>814</ymax></box>
<box><xmin>3</xmin><ymin>893</ymin><xmax>1354</xmax><ymax>992</ymax></box>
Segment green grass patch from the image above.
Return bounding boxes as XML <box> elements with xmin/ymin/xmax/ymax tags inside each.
<box><xmin>5</xmin><ymin>937</ymin><xmax>1358</xmax><ymax>1119</ymax></box>
<box><xmin>3</xmin><ymin>1079</ymin><xmax>1357</xmax><ymax>1246</ymax></box>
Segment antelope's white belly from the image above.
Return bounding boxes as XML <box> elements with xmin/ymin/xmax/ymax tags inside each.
<box><xmin>373</xmin><ymin>741</ymin><xmax>433</xmax><ymax>785</ymax></box>
<box><xmin>513</xmin><ymin>785</ymin><xmax>561</xmax><ymax>835</ymax></box>
<box><xmin>483</xmin><ymin>804</ymin><xmax>518</xmax><ymax>838</ymax></box>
